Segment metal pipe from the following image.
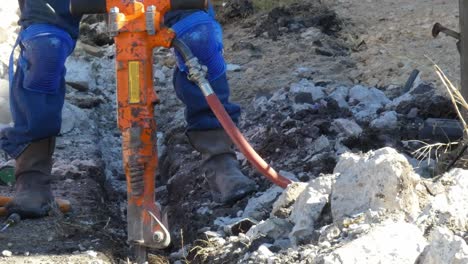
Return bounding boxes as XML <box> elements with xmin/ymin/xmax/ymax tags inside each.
<box><xmin>460</xmin><ymin>0</ymin><xmax>468</xmax><ymax>100</ymax></box>
<box><xmin>432</xmin><ymin>23</ymin><xmax>460</xmax><ymax>40</ymax></box>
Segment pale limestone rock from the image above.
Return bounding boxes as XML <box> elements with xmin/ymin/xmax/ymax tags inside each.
<box><xmin>289</xmin><ymin>174</ymin><xmax>337</xmax><ymax>245</ymax></box>
<box><xmin>332</xmin><ymin>148</ymin><xmax>421</xmax><ymax>222</ymax></box>
<box><xmin>332</xmin><ymin>119</ymin><xmax>363</xmax><ymax>138</ymax></box>
<box><xmin>419</xmin><ymin>169</ymin><xmax>468</xmax><ymax>232</ymax></box>
<box><xmin>271</xmin><ymin>182</ymin><xmax>308</xmax><ymax>218</ymax></box>
<box><xmin>322</xmin><ymin>221</ymin><xmax>427</xmax><ymax>264</ymax></box>
<box><xmin>242</xmin><ymin>186</ymin><xmax>283</xmax><ymax>221</ymax></box>
<box><xmin>418</xmin><ymin>226</ymin><xmax>468</xmax><ymax>264</ymax></box>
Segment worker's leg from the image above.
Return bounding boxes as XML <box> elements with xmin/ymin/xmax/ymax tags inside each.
<box><xmin>0</xmin><ymin>25</ymin><xmax>75</xmax><ymax>218</ymax></box>
<box><xmin>166</xmin><ymin>11</ymin><xmax>256</xmax><ymax>203</ymax></box>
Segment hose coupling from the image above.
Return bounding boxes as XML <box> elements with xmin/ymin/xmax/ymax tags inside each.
<box><xmin>186</xmin><ymin>58</ymin><xmax>214</xmax><ymax>96</ymax></box>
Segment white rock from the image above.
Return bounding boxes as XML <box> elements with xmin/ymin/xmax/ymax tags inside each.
<box><xmin>419</xmin><ymin>169</ymin><xmax>468</xmax><ymax>231</ymax></box>
<box><xmin>418</xmin><ymin>226</ymin><xmax>468</xmax><ymax>264</ymax></box>
<box><xmin>349</xmin><ymin>85</ymin><xmax>391</xmax><ymax>122</ymax></box>
<box><xmin>271</xmin><ymin>182</ymin><xmax>308</xmax><ymax>218</ymax></box>
<box><xmin>242</xmin><ymin>186</ymin><xmax>283</xmax><ymax>220</ymax></box>
<box><xmin>332</xmin><ymin>148</ymin><xmax>421</xmax><ymax>222</ymax></box>
<box><xmin>370</xmin><ymin>111</ymin><xmax>398</xmax><ymax>130</ymax></box>
<box><xmin>321</xmin><ymin>221</ymin><xmax>427</xmax><ymax>264</ymax></box>
<box><xmin>312</xmin><ymin>135</ymin><xmax>331</xmax><ymax>154</ymax></box>
<box><xmin>65</xmin><ymin>57</ymin><xmax>92</xmax><ymax>89</ymax></box>
<box><xmin>349</xmin><ymin>85</ymin><xmax>390</xmax><ymax>106</ymax></box>
<box><xmin>290</xmin><ymin>79</ymin><xmax>325</xmax><ymax>101</ymax></box>
<box><xmin>332</xmin><ymin>118</ymin><xmax>363</xmax><ymax>138</ymax></box>
<box><xmin>1</xmin><ymin>250</ymin><xmax>12</xmax><ymax>257</ymax></box>
<box><xmin>289</xmin><ymin>174</ymin><xmax>337</xmax><ymax>245</ymax></box>
<box><xmin>246</xmin><ymin>218</ymin><xmax>292</xmax><ymax>240</ymax></box>
<box><xmin>61</xmin><ymin>102</ymin><xmax>89</xmax><ymax>135</ymax></box>
<box><xmin>257</xmin><ymin>245</ymin><xmax>274</xmax><ymax>258</ymax></box>
<box><xmin>329</xmin><ymin>86</ymin><xmax>350</xmax><ymax>108</ymax></box>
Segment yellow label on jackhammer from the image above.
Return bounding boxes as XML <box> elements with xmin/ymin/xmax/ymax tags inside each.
<box><xmin>129</xmin><ymin>61</ymin><xmax>140</xmax><ymax>104</ymax></box>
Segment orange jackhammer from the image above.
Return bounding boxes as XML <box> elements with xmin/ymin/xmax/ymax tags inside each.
<box><xmin>70</xmin><ymin>0</ymin><xmax>293</xmax><ymax>262</ymax></box>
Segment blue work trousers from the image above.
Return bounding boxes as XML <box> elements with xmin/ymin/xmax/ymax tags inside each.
<box><xmin>0</xmin><ymin>12</ymin><xmax>240</xmax><ymax>158</ymax></box>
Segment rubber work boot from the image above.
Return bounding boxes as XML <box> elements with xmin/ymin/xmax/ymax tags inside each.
<box><xmin>187</xmin><ymin>129</ymin><xmax>256</xmax><ymax>204</ymax></box>
<box><xmin>6</xmin><ymin>138</ymin><xmax>55</xmax><ymax>218</ymax></box>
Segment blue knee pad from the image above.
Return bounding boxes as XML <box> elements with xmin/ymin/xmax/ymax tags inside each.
<box><xmin>171</xmin><ymin>11</ymin><xmax>226</xmax><ymax>81</ymax></box>
<box><xmin>18</xmin><ymin>25</ymin><xmax>75</xmax><ymax>94</ymax></box>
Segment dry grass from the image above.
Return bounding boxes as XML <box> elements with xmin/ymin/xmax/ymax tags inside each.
<box><xmin>412</xmin><ymin>60</ymin><xmax>468</xmax><ymax>171</ymax></box>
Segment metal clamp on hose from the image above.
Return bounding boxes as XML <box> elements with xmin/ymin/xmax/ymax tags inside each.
<box><xmin>69</xmin><ymin>0</ymin><xmax>107</xmax><ymax>16</ymax></box>
<box><xmin>171</xmin><ymin>0</ymin><xmax>207</xmax><ymax>10</ymax></box>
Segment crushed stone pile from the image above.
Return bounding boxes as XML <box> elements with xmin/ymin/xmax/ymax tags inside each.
<box><xmin>185</xmin><ymin>149</ymin><xmax>468</xmax><ymax>264</ymax></box>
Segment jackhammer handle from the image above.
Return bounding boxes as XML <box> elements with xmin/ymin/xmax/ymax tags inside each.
<box><xmin>70</xmin><ymin>0</ymin><xmax>207</xmax><ymax>16</ymax></box>
<box><xmin>70</xmin><ymin>0</ymin><xmax>107</xmax><ymax>16</ymax></box>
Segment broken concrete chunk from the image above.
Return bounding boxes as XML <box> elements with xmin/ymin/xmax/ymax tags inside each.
<box><xmin>420</xmin><ymin>169</ymin><xmax>468</xmax><ymax>232</ymax></box>
<box><xmin>418</xmin><ymin>226</ymin><xmax>468</xmax><ymax>264</ymax></box>
<box><xmin>348</xmin><ymin>85</ymin><xmax>391</xmax><ymax>106</ymax></box>
<box><xmin>329</xmin><ymin>86</ymin><xmax>350</xmax><ymax>108</ymax></box>
<box><xmin>321</xmin><ymin>221</ymin><xmax>427</xmax><ymax>264</ymax></box>
<box><xmin>289</xmin><ymin>174</ymin><xmax>337</xmax><ymax>245</ymax></box>
<box><xmin>60</xmin><ymin>102</ymin><xmax>89</xmax><ymax>135</ymax></box>
<box><xmin>65</xmin><ymin>57</ymin><xmax>92</xmax><ymax>90</ymax></box>
<box><xmin>271</xmin><ymin>182</ymin><xmax>308</xmax><ymax>218</ymax></box>
<box><xmin>290</xmin><ymin>79</ymin><xmax>325</xmax><ymax>102</ymax></box>
<box><xmin>242</xmin><ymin>186</ymin><xmax>283</xmax><ymax>221</ymax></box>
<box><xmin>349</xmin><ymin>85</ymin><xmax>391</xmax><ymax>123</ymax></box>
<box><xmin>312</xmin><ymin>135</ymin><xmax>331</xmax><ymax>154</ymax></box>
<box><xmin>332</xmin><ymin>148</ymin><xmax>421</xmax><ymax>223</ymax></box>
<box><xmin>246</xmin><ymin>218</ymin><xmax>293</xmax><ymax>240</ymax></box>
<box><xmin>332</xmin><ymin>118</ymin><xmax>363</xmax><ymax>138</ymax></box>
<box><xmin>370</xmin><ymin>111</ymin><xmax>398</xmax><ymax>131</ymax></box>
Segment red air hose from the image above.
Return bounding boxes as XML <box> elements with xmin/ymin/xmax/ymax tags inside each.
<box><xmin>171</xmin><ymin>38</ymin><xmax>293</xmax><ymax>189</ymax></box>
<box><xmin>205</xmin><ymin>94</ymin><xmax>292</xmax><ymax>188</ymax></box>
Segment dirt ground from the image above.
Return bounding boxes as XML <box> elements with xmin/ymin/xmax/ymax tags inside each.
<box><xmin>224</xmin><ymin>0</ymin><xmax>459</xmax><ymax>103</ymax></box>
<box><xmin>0</xmin><ymin>0</ymin><xmax>462</xmax><ymax>263</ymax></box>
